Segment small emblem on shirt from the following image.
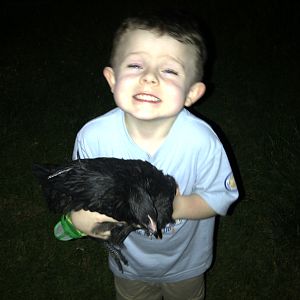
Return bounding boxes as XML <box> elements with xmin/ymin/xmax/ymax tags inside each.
<box><xmin>224</xmin><ymin>172</ymin><xmax>237</xmax><ymax>191</ymax></box>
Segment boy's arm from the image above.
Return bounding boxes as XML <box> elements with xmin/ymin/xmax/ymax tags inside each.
<box><xmin>70</xmin><ymin>209</ymin><xmax>118</xmax><ymax>239</ymax></box>
<box><xmin>172</xmin><ymin>193</ymin><xmax>217</xmax><ymax>220</ymax></box>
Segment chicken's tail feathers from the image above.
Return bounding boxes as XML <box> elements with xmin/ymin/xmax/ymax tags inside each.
<box><xmin>32</xmin><ymin>163</ymin><xmax>72</xmax><ymax>213</ymax></box>
<box><xmin>32</xmin><ymin>163</ymin><xmax>62</xmax><ymax>181</ymax></box>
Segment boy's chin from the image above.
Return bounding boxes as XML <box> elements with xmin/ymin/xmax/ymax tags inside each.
<box><xmin>122</xmin><ymin>108</ymin><xmax>183</xmax><ymax>122</ymax></box>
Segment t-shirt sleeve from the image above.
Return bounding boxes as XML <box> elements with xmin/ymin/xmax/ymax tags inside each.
<box><xmin>193</xmin><ymin>140</ymin><xmax>239</xmax><ymax>216</ymax></box>
<box><xmin>72</xmin><ymin>127</ymin><xmax>100</xmax><ymax>160</ymax></box>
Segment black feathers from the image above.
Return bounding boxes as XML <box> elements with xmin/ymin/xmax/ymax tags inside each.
<box><xmin>32</xmin><ymin>157</ymin><xmax>177</xmax><ymax>272</ymax></box>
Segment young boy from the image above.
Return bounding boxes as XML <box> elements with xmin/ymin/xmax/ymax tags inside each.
<box><xmin>66</xmin><ymin>10</ymin><xmax>239</xmax><ymax>300</ymax></box>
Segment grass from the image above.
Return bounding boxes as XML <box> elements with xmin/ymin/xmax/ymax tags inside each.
<box><xmin>1</xmin><ymin>1</ymin><xmax>299</xmax><ymax>299</ymax></box>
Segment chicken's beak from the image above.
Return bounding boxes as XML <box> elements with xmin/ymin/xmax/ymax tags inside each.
<box><xmin>147</xmin><ymin>215</ymin><xmax>157</xmax><ymax>232</ymax></box>
<box><xmin>147</xmin><ymin>215</ymin><xmax>162</xmax><ymax>239</ymax></box>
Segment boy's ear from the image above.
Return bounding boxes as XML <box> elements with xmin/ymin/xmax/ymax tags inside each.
<box><xmin>103</xmin><ymin>67</ymin><xmax>116</xmax><ymax>92</ymax></box>
<box><xmin>184</xmin><ymin>82</ymin><xmax>206</xmax><ymax>107</ymax></box>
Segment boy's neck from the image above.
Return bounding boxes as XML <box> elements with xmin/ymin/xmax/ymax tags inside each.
<box><xmin>124</xmin><ymin>114</ymin><xmax>177</xmax><ymax>156</ymax></box>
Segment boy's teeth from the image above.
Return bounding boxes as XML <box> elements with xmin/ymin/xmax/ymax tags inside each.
<box><xmin>135</xmin><ymin>94</ymin><xmax>160</xmax><ymax>102</ymax></box>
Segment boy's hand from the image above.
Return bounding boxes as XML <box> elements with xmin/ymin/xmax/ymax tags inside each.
<box><xmin>70</xmin><ymin>209</ymin><xmax>118</xmax><ymax>240</ymax></box>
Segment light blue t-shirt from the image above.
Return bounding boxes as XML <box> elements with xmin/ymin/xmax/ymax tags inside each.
<box><xmin>73</xmin><ymin>107</ymin><xmax>239</xmax><ymax>282</ymax></box>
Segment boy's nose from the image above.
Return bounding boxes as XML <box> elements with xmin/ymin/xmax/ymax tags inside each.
<box><xmin>140</xmin><ymin>71</ymin><xmax>158</xmax><ymax>85</ymax></box>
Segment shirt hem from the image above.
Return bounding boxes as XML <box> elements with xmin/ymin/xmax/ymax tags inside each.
<box><xmin>109</xmin><ymin>261</ymin><xmax>212</xmax><ymax>283</ymax></box>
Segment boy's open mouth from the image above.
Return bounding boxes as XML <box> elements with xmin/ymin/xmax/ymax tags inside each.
<box><xmin>133</xmin><ymin>93</ymin><xmax>161</xmax><ymax>103</ymax></box>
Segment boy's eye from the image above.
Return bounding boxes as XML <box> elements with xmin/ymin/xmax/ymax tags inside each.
<box><xmin>162</xmin><ymin>69</ymin><xmax>178</xmax><ymax>75</ymax></box>
<box><xmin>127</xmin><ymin>64</ymin><xmax>142</xmax><ymax>69</ymax></box>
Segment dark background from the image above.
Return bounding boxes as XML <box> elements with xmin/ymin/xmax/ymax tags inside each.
<box><xmin>0</xmin><ymin>0</ymin><xmax>299</xmax><ymax>299</ymax></box>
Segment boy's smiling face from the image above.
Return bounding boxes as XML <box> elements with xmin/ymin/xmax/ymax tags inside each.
<box><xmin>104</xmin><ymin>29</ymin><xmax>205</xmax><ymax>123</ymax></box>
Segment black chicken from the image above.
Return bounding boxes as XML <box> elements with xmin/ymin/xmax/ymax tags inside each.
<box><xmin>32</xmin><ymin>157</ymin><xmax>177</xmax><ymax>272</ymax></box>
